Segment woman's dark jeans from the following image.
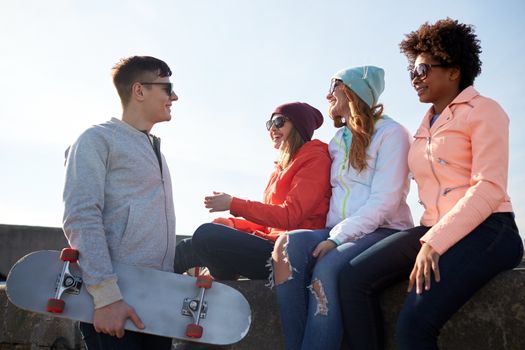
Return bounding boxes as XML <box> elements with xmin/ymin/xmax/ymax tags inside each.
<box><xmin>338</xmin><ymin>213</ymin><xmax>523</xmax><ymax>350</ymax></box>
<box><xmin>174</xmin><ymin>223</ymin><xmax>274</xmax><ymax>280</ymax></box>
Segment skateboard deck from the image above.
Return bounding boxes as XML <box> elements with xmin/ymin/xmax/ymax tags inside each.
<box><xmin>6</xmin><ymin>250</ymin><xmax>251</xmax><ymax>345</ymax></box>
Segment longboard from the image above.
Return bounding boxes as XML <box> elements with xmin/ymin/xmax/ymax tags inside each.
<box><xmin>6</xmin><ymin>249</ymin><xmax>251</xmax><ymax>345</ymax></box>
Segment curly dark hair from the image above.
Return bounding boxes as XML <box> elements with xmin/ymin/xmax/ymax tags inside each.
<box><xmin>399</xmin><ymin>18</ymin><xmax>482</xmax><ymax>90</ymax></box>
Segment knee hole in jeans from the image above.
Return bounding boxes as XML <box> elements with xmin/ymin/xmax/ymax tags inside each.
<box><xmin>307</xmin><ymin>278</ymin><xmax>329</xmax><ymax>316</ymax></box>
<box><xmin>271</xmin><ymin>235</ymin><xmax>296</xmax><ymax>287</ymax></box>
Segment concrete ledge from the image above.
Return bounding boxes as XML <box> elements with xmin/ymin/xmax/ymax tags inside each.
<box><xmin>380</xmin><ymin>268</ymin><xmax>525</xmax><ymax>349</ymax></box>
<box><xmin>2</xmin><ymin>225</ymin><xmax>525</xmax><ymax>349</ymax></box>
<box><xmin>1</xmin><ymin>283</ymin><xmax>83</xmax><ymax>350</ymax></box>
<box><xmin>3</xmin><ymin>270</ymin><xmax>525</xmax><ymax>350</ymax></box>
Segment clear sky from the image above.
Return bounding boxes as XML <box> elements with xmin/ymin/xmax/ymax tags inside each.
<box><xmin>1</xmin><ymin>0</ymin><xmax>524</xmax><ymax>239</ymax></box>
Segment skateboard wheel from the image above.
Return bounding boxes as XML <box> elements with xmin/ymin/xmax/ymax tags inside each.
<box><xmin>60</xmin><ymin>248</ymin><xmax>79</xmax><ymax>262</ymax></box>
<box><xmin>46</xmin><ymin>298</ymin><xmax>65</xmax><ymax>313</ymax></box>
<box><xmin>186</xmin><ymin>324</ymin><xmax>203</xmax><ymax>338</ymax></box>
<box><xmin>196</xmin><ymin>275</ymin><xmax>213</xmax><ymax>289</ymax></box>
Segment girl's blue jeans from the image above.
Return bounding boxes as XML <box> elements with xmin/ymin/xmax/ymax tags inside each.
<box><xmin>275</xmin><ymin>227</ymin><xmax>397</xmax><ymax>350</ymax></box>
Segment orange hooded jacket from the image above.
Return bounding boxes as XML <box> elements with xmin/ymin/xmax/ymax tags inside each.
<box><xmin>226</xmin><ymin>139</ymin><xmax>331</xmax><ymax>242</ymax></box>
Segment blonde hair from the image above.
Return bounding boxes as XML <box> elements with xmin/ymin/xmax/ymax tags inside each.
<box><xmin>277</xmin><ymin>126</ymin><xmax>305</xmax><ymax>169</ymax></box>
<box><xmin>343</xmin><ymin>86</ymin><xmax>383</xmax><ymax>172</ymax></box>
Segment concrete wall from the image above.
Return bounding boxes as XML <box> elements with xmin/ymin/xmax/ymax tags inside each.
<box><xmin>0</xmin><ymin>224</ymin><xmax>69</xmax><ymax>280</ymax></box>
<box><xmin>0</xmin><ymin>224</ymin><xmax>188</xmax><ymax>281</ymax></box>
<box><xmin>2</xmin><ymin>225</ymin><xmax>525</xmax><ymax>349</ymax></box>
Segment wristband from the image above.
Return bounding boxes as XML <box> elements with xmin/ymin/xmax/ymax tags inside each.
<box><xmin>328</xmin><ymin>238</ymin><xmax>341</xmax><ymax>246</ymax></box>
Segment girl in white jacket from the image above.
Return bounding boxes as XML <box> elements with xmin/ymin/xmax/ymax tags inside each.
<box><xmin>273</xmin><ymin>66</ymin><xmax>413</xmax><ymax>350</ymax></box>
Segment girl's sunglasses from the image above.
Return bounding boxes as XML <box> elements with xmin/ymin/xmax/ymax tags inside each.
<box><xmin>328</xmin><ymin>79</ymin><xmax>343</xmax><ymax>95</ymax></box>
<box><xmin>266</xmin><ymin>115</ymin><xmax>287</xmax><ymax>130</ymax></box>
<box><xmin>409</xmin><ymin>63</ymin><xmax>446</xmax><ymax>81</ymax></box>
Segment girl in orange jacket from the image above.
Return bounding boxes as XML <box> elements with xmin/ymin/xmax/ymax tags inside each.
<box><xmin>174</xmin><ymin>102</ymin><xmax>331</xmax><ymax>279</ymax></box>
<box><xmin>338</xmin><ymin>18</ymin><xmax>523</xmax><ymax>350</ymax></box>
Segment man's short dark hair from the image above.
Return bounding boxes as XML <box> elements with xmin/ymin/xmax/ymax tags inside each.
<box><xmin>112</xmin><ymin>56</ymin><xmax>172</xmax><ymax>106</ymax></box>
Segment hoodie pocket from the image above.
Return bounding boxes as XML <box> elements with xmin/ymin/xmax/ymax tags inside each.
<box><xmin>120</xmin><ymin>204</ymin><xmax>139</xmax><ymax>248</ymax></box>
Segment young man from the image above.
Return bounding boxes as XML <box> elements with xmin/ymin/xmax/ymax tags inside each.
<box><xmin>63</xmin><ymin>56</ymin><xmax>178</xmax><ymax>349</ymax></box>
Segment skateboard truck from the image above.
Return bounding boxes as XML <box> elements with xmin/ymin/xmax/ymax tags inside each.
<box><xmin>46</xmin><ymin>248</ymin><xmax>83</xmax><ymax>313</ymax></box>
<box><xmin>182</xmin><ymin>298</ymin><xmax>208</xmax><ymax>318</ymax></box>
<box><xmin>184</xmin><ymin>275</ymin><xmax>213</xmax><ymax>339</ymax></box>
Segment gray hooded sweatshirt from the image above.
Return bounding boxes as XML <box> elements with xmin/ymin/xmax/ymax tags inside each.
<box><xmin>63</xmin><ymin>117</ymin><xmax>176</xmax><ymax>308</ymax></box>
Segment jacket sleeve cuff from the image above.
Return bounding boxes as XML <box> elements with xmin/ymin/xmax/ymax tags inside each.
<box><xmin>86</xmin><ymin>278</ymin><xmax>123</xmax><ymax>309</ymax></box>
<box><xmin>328</xmin><ymin>238</ymin><xmax>342</xmax><ymax>246</ymax></box>
<box><xmin>329</xmin><ymin>226</ymin><xmax>350</xmax><ymax>245</ymax></box>
<box><xmin>229</xmin><ymin>197</ymin><xmax>245</xmax><ymax>216</ymax></box>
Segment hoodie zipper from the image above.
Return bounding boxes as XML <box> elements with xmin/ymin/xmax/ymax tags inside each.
<box><xmin>160</xmin><ymin>169</ymin><xmax>170</xmax><ymax>268</ymax></box>
<box><xmin>143</xmin><ymin>132</ymin><xmax>170</xmax><ymax>268</ymax></box>
<box><xmin>153</xmin><ymin>137</ymin><xmax>169</xmax><ymax>268</ymax></box>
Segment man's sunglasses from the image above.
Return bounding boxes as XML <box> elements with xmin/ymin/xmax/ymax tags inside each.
<box><xmin>266</xmin><ymin>115</ymin><xmax>288</xmax><ymax>131</ymax></box>
<box><xmin>140</xmin><ymin>82</ymin><xmax>174</xmax><ymax>96</ymax></box>
<box><xmin>409</xmin><ymin>63</ymin><xmax>447</xmax><ymax>81</ymax></box>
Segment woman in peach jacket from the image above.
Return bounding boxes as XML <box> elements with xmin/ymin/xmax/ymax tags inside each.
<box><xmin>338</xmin><ymin>18</ymin><xmax>524</xmax><ymax>350</ymax></box>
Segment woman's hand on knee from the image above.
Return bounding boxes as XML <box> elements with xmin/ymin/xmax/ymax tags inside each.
<box><xmin>212</xmin><ymin>217</ymin><xmax>234</xmax><ymax>227</ymax></box>
<box><xmin>408</xmin><ymin>243</ymin><xmax>441</xmax><ymax>294</ymax></box>
<box><xmin>312</xmin><ymin>240</ymin><xmax>336</xmax><ymax>260</ymax></box>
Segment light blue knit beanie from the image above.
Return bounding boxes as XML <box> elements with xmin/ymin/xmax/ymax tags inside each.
<box><xmin>331</xmin><ymin>66</ymin><xmax>385</xmax><ymax>108</ymax></box>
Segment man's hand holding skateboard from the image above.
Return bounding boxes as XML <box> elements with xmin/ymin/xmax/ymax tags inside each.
<box><xmin>94</xmin><ymin>300</ymin><xmax>144</xmax><ymax>338</ymax></box>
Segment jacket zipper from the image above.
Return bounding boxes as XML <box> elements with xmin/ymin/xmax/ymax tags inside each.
<box><xmin>437</xmin><ymin>157</ymin><xmax>469</xmax><ymax>171</ymax></box>
<box><xmin>340</xmin><ymin>155</ymin><xmax>351</xmax><ymax>219</ymax></box>
<box><xmin>426</xmin><ymin>136</ymin><xmax>441</xmax><ymax>218</ymax></box>
<box><xmin>437</xmin><ymin>158</ymin><xmax>470</xmax><ymax>195</ymax></box>
<box><xmin>335</xmin><ymin>136</ymin><xmax>351</xmax><ymax>219</ymax></box>
<box><xmin>443</xmin><ymin>185</ymin><xmax>469</xmax><ymax>196</ymax></box>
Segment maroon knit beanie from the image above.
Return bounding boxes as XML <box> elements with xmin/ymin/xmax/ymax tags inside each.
<box><xmin>272</xmin><ymin>102</ymin><xmax>324</xmax><ymax>142</ymax></box>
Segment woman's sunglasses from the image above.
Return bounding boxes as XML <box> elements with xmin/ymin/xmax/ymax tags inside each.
<box><xmin>409</xmin><ymin>63</ymin><xmax>446</xmax><ymax>81</ymax></box>
<box><xmin>328</xmin><ymin>79</ymin><xmax>343</xmax><ymax>95</ymax></box>
<box><xmin>266</xmin><ymin>115</ymin><xmax>287</xmax><ymax>130</ymax></box>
